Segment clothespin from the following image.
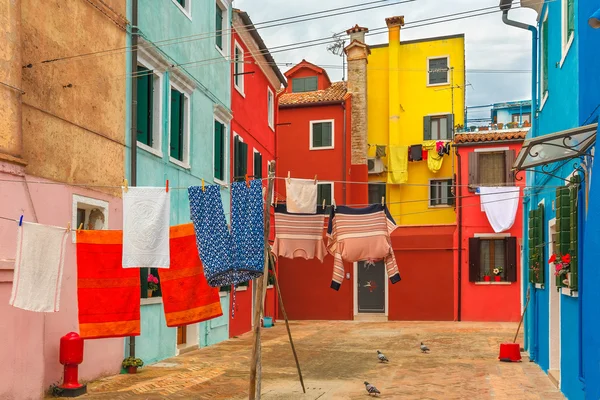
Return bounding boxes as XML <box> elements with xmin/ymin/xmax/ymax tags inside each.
<box><xmin>381</xmin><ymin>196</ymin><xmax>385</xmax><ymax>206</ymax></box>
<box><xmin>165</xmin><ymin>179</ymin><xmax>169</xmax><ymax>193</ymax></box>
<box><xmin>18</xmin><ymin>215</ymin><xmax>23</xmax><ymax>226</ymax></box>
<box><xmin>66</xmin><ymin>222</ymin><xmax>71</xmax><ymax>232</ymax></box>
<box><xmin>201</xmin><ymin>179</ymin><xmax>205</xmax><ymax>192</ymax></box>
<box><xmin>275</xmin><ymin>196</ymin><xmax>278</xmax><ymax>206</ymax></box>
<box><xmin>245</xmin><ymin>174</ymin><xmax>250</xmax><ymax>188</ymax></box>
<box><xmin>314</xmin><ymin>175</ymin><xmax>317</xmax><ymax>185</ymax></box>
<box><xmin>77</xmin><ymin>223</ymin><xmax>83</xmax><ymax>233</ymax></box>
<box><xmin>322</xmin><ymin>199</ymin><xmax>326</xmax><ymax>210</ymax></box>
<box><xmin>123</xmin><ymin>179</ymin><xmax>129</xmax><ymax>193</ymax></box>
<box><xmin>287</xmin><ymin>171</ymin><xmax>291</xmax><ymax>183</ymax></box>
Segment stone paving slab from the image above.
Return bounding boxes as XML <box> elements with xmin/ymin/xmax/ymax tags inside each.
<box><xmin>60</xmin><ymin>321</ymin><xmax>563</xmax><ymax>400</ymax></box>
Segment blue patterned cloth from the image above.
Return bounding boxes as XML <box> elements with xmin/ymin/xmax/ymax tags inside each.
<box><xmin>188</xmin><ymin>180</ymin><xmax>264</xmax><ymax>287</ymax></box>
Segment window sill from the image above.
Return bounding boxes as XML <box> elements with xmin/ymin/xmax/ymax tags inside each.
<box><xmin>138</xmin><ymin>142</ymin><xmax>163</xmax><ymax>159</ymax></box>
<box><xmin>426</xmin><ymin>81</ymin><xmax>450</xmax><ymax>88</ymax></box>
<box><xmin>561</xmin><ymin>287</ymin><xmax>578</xmax><ymax>297</ymax></box>
<box><xmin>215</xmin><ymin>45</ymin><xmax>226</xmax><ymax>58</ymax></box>
<box><xmin>214</xmin><ymin>177</ymin><xmax>228</xmax><ymax>187</ymax></box>
<box><xmin>535</xmin><ymin>283</ymin><xmax>544</xmax><ymax>289</ymax></box>
<box><xmin>267</xmin><ymin>285</ymin><xmax>274</xmax><ymax>289</ymax></box>
<box><xmin>171</xmin><ymin>0</ymin><xmax>192</xmax><ymax>21</ymax></box>
<box><xmin>540</xmin><ymin>92</ymin><xmax>549</xmax><ymax>111</ymax></box>
<box><xmin>428</xmin><ymin>204</ymin><xmax>453</xmax><ymax>209</ymax></box>
<box><xmin>219</xmin><ymin>291</ymin><xmax>229</xmax><ymax>297</ymax></box>
<box><xmin>309</xmin><ymin>146</ymin><xmax>335</xmax><ymax>151</ymax></box>
<box><xmin>475</xmin><ymin>281</ymin><xmax>512</xmax><ymax>285</ymax></box>
<box><xmin>234</xmin><ymin>85</ymin><xmax>245</xmax><ymax>97</ymax></box>
<box><xmin>559</xmin><ymin>33</ymin><xmax>574</xmax><ymax>69</ymax></box>
<box><xmin>236</xmin><ymin>286</ymin><xmax>248</xmax><ymax>292</ymax></box>
<box><xmin>141</xmin><ymin>297</ymin><xmax>163</xmax><ymax>306</ymax></box>
<box><xmin>169</xmin><ymin>157</ymin><xmax>191</xmax><ymax>170</ymax></box>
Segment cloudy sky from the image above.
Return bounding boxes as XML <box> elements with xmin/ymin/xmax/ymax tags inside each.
<box><xmin>234</xmin><ymin>0</ymin><xmax>539</xmax><ymax>122</ymax></box>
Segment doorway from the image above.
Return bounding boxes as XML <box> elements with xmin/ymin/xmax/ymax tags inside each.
<box><xmin>177</xmin><ymin>325</ymin><xmax>187</xmax><ymax>346</ymax></box>
<box><xmin>548</xmin><ymin>219</ymin><xmax>561</xmax><ymax>387</ymax></box>
<box><xmin>355</xmin><ymin>261</ymin><xmax>387</xmax><ymax>317</ymax></box>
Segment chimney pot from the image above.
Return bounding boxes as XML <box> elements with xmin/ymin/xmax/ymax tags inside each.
<box><xmin>385</xmin><ymin>16</ymin><xmax>405</xmax><ymax>28</ymax></box>
<box><xmin>346</xmin><ymin>24</ymin><xmax>369</xmax><ymax>44</ymax></box>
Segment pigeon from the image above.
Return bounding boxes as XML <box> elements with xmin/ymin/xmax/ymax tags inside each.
<box><xmin>377</xmin><ymin>350</ymin><xmax>389</xmax><ymax>363</ymax></box>
<box><xmin>364</xmin><ymin>381</ymin><xmax>381</xmax><ymax>396</ymax></box>
<box><xmin>420</xmin><ymin>342</ymin><xmax>430</xmax><ymax>353</ymax></box>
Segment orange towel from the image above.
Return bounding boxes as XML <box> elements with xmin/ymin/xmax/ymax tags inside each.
<box><xmin>161</xmin><ymin>224</ymin><xmax>223</xmax><ymax>327</ymax></box>
<box><xmin>77</xmin><ymin>230</ymin><xmax>141</xmax><ymax>339</ymax></box>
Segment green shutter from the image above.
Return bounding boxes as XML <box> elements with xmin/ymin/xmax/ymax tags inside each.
<box><xmin>233</xmin><ymin>136</ymin><xmax>240</xmax><ymax>178</ymax></box>
<box><xmin>528</xmin><ymin>210</ymin><xmax>536</xmax><ymax>283</ymax></box>
<box><xmin>446</xmin><ymin>114</ymin><xmax>454</xmax><ymax>140</ymax></box>
<box><xmin>318</xmin><ymin>184</ymin><xmax>332</xmax><ymax>206</ymax></box>
<box><xmin>136</xmin><ymin>66</ymin><xmax>153</xmax><ymax>146</ymax></box>
<box><xmin>170</xmin><ymin>89</ymin><xmax>183</xmax><ymax>160</ymax></box>
<box><xmin>292</xmin><ymin>78</ymin><xmax>304</xmax><ymax>93</ymax></box>
<box><xmin>254</xmin><ymin>152</ymin><xmax>262</xmax><ymax>179</ymax></box>
<box><xmin>569</xmin><ymin>175</ymin><xmax>580</xmax><ymax>291</ymax></box>
<box><xmin>306</xmin><ymin>77</ymin><xmax>318</xmax><ymax>91</ymax></box>
<box><xmin>447</xmin><ymin>179</ymin><xmax>455</xmax><ymax>206</ymax></box>
<box><xmin>214</xmin><ymin>121</ymin><xmax>224</xmax><ymax>180</ymax></box>
<box><xmin>240</xmin><ymin>142</ymin><xmax>248</xmax><ymax>177</ymax></box>
<box><xmin>542</xmin><ymin>18</ymin><xmax>549</xmax><ymax>94</ymax></box>
<box><xmin>323</xmin><ymin>122</ymin><xmax>332</xmax><ymax>147</ymax></box>
<box><xmin>528</xmin><ymin>206</ymin><xmax>545</xmax><ymax>285</ymax></box>
<box><xmin>423</xmin><ymin>116</ymin><xmax>432</xmax><ymax>140</ymax></box>
<box><xmin>567</xmin><ymin>0</ymin><xmax>575</xmax><ymax>36</ymax></box>
<box><xmin>313</xmin><ymin>123</ymin><xmax>323</xmax><ymax>147</ymax></box>
<box><xmin>216</xmin><ymin>6</ymin><xmax>223</xmax><ymax>49</ymax></box>
<box><xmin>556</xmin><ymin>186</ymin><xmax>570</xmax><ymax>289</ymax></box>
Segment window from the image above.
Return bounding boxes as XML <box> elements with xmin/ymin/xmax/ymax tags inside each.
<box><xmin>171</xmin><ymin>0</ymin><xmax>191</xmax><ymax>19</ymax></box>
<box><xmin>216</xmin><ymin>3</ymin><xmax>224</xmax><ymax>51</ymax></box>
<box><xmin>310</xmin><ymin>120</ymin><xmax>334</xmax><ymax>150</ymax></box>
<box><xmin>317</xmin><ymin>182</ymin><xmax>333</xmax><ymax>208</ymax></box>
<box><xmin>541</xmin><ymin>11</ymin><xmax>549</xmax><ymax>104</ymax></box>
<box><xmin>427</xmin><ymin>56</ymin><xmax>449</xmax><ymax>85</ymax></box>
<box><xmin>233</xmin><ymin>135</ymin><xmax>248</xmax><ymax>181</ymax></box>
<box><xmin>522</xmin><ymin>113</ymin><xmax>531</xmax><ymax>123</ymax></box>
<box><xmin>562</xmin><ymin>0</ymin><xmax>575</xmax><ymax>55</ymax></box>
<box><xmin>141</xmin><ymin>268</ymin><xmax>162</xmax><ymax>299</ymax></box>
<box><xmin>136</xmin><ymin>62</ymin><xmax>163</xmax><ymax>155</ymax></box>
<box><xmin>468</xmin><ymin>237</ymin><xmax>517</xmax><ymax>282</ymax></box>
<box><xmin>430</xmin><ymin>179</ymin><xmax>454</xmax><ymax>207</ymax></box>
<box><xmin>234</xmin><ymin>41</ymin><xmax>244</xmax><ymax>94</ymax></box>
<box><xmin>214</xmin><ymin>119</ymin><xmax>226</xmax><ymax>182</ymax></box>
<box><xmin>71</xmin><ymin>195</ymin><xmax>109</xmax><ymax>243</ymax></box>
<box><xmin>512</xmin><ymin>113</ymin><xmax>531</xmax><ymax>124</ymax></box>
<box><xmin>467</xmin><ymin>150</ymin><xmax>516</xmax><ymax>191</ymax></box>
<box><xmin>169</xmin><ymin>85</ymin><xmax>190</xmax><ymax>166</ymax></box>
<box><xmin>267</xmin><ymin>88</ymin><xmax>275</xmax><ymax>130</ymax></box>
<box><xmin>292</xmin><ymin>76</ymin><xmax>318</xmax><ymax>93</ymax></box>
<box><xmin>423</xmin><ymin>114</ymin><xmax>453</xmax><ymax>140</ymax></box>
<box><xmin>253</xmin><ymin>150</ymin><xmax>263</xmax><ymax>179</ymax></box>
<box><xmin>368</xmin><ymin>183</ymin><xmax>386</xmax><ymax>205</ymax></box>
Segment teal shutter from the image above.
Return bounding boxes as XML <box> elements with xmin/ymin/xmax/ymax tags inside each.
<box><xmin>136</xmin><ymin>66</ymin><xmax>153</xmax><ymax>146</ymax></box>
<box><xmin>292</xmin><ymin>78</ymin><xmax>304</xmax><ymax>93</ymax></box>
<box><xmin>542</xmin><ymin>18</ymin><xmax>549</xmax><ymax>94</ymax></box>
<box><xmin>305</xmin><ymin>77</ymin><xmax>318</xmax><ymax>91</ymax></box>
<box><xmin>313</xmin><ymin>123</ymin><xmax>323</xmax><ymax>147</ymax></box>
<box><xmin>170</xmin><ymin>89</ymin><xmax>183</xmax><ymax>160</ymax></box>
<box><xmin>569</xmin><ymin>175</ymin><xmax>580</xmax><ymax>291</ymax></box>
<box><xmin>216</xmin><ymin>6</ymin><xmax>223</xmax><ymax>49</ymax></box>
<box><xmin>556</xmin><ymin>186</ymin><xmax>570</xmax><ymax>289</ymax></box>
<box><xmin>214</xmin><ymin>121</ymin><xmax>224</xmax><ymax>180</ymax></box>
<box><xmin>567</xmin><ymin>0</ymin><xmax>575</xmax><ymax>36</ymax></box>
<box><xmin>423</xmin><ymin>116</ymin><xmax>432</xmax><ymax>140</ymax></box>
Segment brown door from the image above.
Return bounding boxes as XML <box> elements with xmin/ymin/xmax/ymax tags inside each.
<box><xmin>177</xmin><ymin>326</ymin><xmax>187</xmax><ymax>345</ymax></box>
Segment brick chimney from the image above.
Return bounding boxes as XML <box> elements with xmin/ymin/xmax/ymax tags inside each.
<box><xmin>344</xmin><ymin>25</ymin><xmax>370</xmax><ymax>165</ymax></box>
<box><xmin>386</xmin><ymin>16</ymin><xmax>404</xmax><ymax>145</ymax></box>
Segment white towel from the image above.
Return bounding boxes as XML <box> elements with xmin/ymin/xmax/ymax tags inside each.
<box><xmin>10</xmin><ymin>222</ymin><xmax>68</xmax><ymax>312</ymax></box>
<box><xmin>479</xmin><ymin>186</ymin><xmax>521</xmax><ymax>233</ymax></box>
<box><xmin>123</xmin><ymin>187</ymin><xmax>170</xmax><ymax>268</ymax></box>
<box><xmin>286</xmin><ymin>178</ymin><xmax>318</xmax><ymax>214</ymax></box>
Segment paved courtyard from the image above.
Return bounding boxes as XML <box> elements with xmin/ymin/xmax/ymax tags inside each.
<box><xmin>76</xmin><ymin>321</ymin><xmax>563</xmax><ymax>399</ymax></box>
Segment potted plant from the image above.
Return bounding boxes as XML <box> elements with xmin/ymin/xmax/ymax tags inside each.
<box><xmin>483</xmin><ymin>272</ymin><xmax>491</xmax><ymax>282</ymax></box>
<box><xmin>122</xmin><ymin>357</ymin><xmax>144</xmax><ymax>374</ymax></box>
<box><xmin>493</xmin><ymin>266</ymin><xmax>503</xmax><ymax>282</ymax></box>
<box><xmin>550</xmin><ymin>253</ymin><xmax>571</xmax><ymax>287</ymax></box>
<box><xmin>147</xmin><ymin>273</ymin><xmax>159</xmax><ymax>297</ymax></box>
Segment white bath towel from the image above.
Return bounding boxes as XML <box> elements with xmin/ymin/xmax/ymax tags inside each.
<box><xmin>479</xmin><ymin>186</ymin><xmax>521</xmax><ymax>233</ymax></box>
<box><xmin>286</xmin><ymin>178</ymin><xmax>318</xmax><ymax>214</ymax></box>
<box><xmin>123</xmin><ymin>187</ymin><xmax>170</xmax><ymax>268</ymax></box>
<box><xmin>10</xmin><ymin>222</ymin><xmax>68</xmax><ymax>312</ymax></box>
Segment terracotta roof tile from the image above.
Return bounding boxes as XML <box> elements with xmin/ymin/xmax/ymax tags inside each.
<box><xmin>279</xmin><ymin>81</ymin><xmax>347</xmax><ymax>107</ymax></box>
<box><xmin>454</xmin><ymin>129</ymin><xmax>528</xmax><ymax>144</ymax></box>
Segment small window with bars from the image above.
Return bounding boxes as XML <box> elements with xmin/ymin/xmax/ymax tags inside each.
<box><xmin>427</xmin><ymin>57</ymin><xmax>449</xmax><ymax>85</ymax></box>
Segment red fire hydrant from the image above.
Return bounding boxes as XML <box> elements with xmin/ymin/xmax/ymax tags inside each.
<box><xmin>58</xmin><ymin>332</ymin><xmax>87</xmax><ymax>396</ymax></box>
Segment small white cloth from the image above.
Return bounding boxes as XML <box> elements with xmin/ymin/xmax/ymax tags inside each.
<box><xmin>10</xmin><ymin>222</ymin><xmax>68</xmax><ymax>312</ymax></box>
<box><xmin>286</xmin><ymin>178</ymin><xmax>317</xmax><ymax>214</ymax></box>
<box><xmin>123</xmin><ymin>187</ymin><xmax>170</xmax><ymax>268</ymax></box>
<box><xmin>479</xmin><ymin>186</ymin><xmax>520</xmax><ymax>233</ymax></box>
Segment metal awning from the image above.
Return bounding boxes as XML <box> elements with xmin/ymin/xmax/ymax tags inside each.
<box><xmin>513</xmin><ymin>123</ymin><xmax>597</xmax><ymax>170</ymax></box>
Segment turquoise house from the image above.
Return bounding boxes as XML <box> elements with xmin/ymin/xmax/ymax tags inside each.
<box><xmin>125</xmin><ymin>0</ymin><xmax>233</xmax><ymax>364</ymax></box>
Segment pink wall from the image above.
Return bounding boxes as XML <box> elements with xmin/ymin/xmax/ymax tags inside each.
<box><xmin>456</xmin><ymin>141</ymin><xmax>525</xmax><ymax>322</ymax></box>
<box><xmin>0</xmin><ymin>167</ymin><xmax>124</xmax><ymax>398</ymax></box>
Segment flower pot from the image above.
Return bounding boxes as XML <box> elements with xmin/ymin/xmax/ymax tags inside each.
<box><xmin>484</xmin><ymin>276</ymin><xmax>491</xmax><ymax>282</ymax></box>
<box><xmin>494</xmin><ymin>276</ymin><xmax>501</xmax><ymax>282</ymax></box>
<box><xmin>147</xmin><ymin>289</ymin><xmax>153</xmax><ymax>298</ymax></box>
<box><xmin>127</xmin><ymin>366</ymin><xmax>137</xmax><ymax>374</ymax></box>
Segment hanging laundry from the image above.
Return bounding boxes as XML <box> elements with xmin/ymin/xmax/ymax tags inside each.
<box><xmin>272</xmin><ymin>204</ymin><xmax>327</xmax><ymax>262</ymax></box>
<box><xmin>427</xmin><ymin>150</ymin><xmax>444</xmax><ymax>173</ymax></box>
<box><xmin>387</xmin><ymin>145</ymin><xmax>408</xmax><ymax>184</ymax></box>
<box><xmin>436</xmin><ymin>141</ymin><xmax>445</xmax><ymax>154</ymax></box>
<box><xmin>123</xmin><ymin>187</ymin><xmax>170</xmax><ymax>269</ymax></box>
<box><xmin>77</xmin><ymin>230</ymin><xmax>140</xmax><ymax>339</ymax></box>
<box><xmin>327</xmin><ymin>204</ymin><xmax>401</xmax><ymax>291</ymax></box>
<box><xmin>286</xmin><ymin>178</ymin><xmax>317</xmax><ymax>214</ymax></box>
<box><xmin>9</xmin><ymin>222</ymin><xmax>68</xmax><ymax>312</ymax></box>
<box><xmin>160</xmin><ymin>223</ymin><xmax>223</xmax><ymax>327</ymax></box>
<box><xmin>422</xmin><ymin>149</ymin><xmax>428</xmax><ymax>160</ymax></box>
<box><xmin>479</xmin><ymin>187</ymin><xmax>521</xmax><ymax>233</ymax></box>
<box><xmin>422</xmin><ymin>140</ymin><xmax>437</xmax><ymax>151</ymax></box>
<box><xmin>437</xmin><ymin>142</ymin><xmax>451</xmax><ymax>157</ymax></box>
<box><xmin>188</xmin><ymin>180</ymin><xmax>264</xmax><ymax>288</ymax></box>
<box><xmin>376</xmin><ymin>145</ymin><xmax>387</xmax><ymax>158</ymax></box>
<box><xmin>410</xmin><ymin>145</ymin><xmax>423</xmax><ymax>162</ymax></box>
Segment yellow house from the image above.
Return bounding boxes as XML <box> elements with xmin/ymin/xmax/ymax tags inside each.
<box><xmin>366</xmin><ymin>16</ymin><xmax>465</xmax><ymax>226</ymax></box>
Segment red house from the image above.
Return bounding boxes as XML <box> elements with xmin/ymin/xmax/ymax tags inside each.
<box><xmin>454</xmin><ymin>129</ymin><xmax>527</xmax><ymax>322</ymax></box>
<box><xmin>228</xmin><ymin>9</ymin><xmax>286</xmax><ymax>337</ymax></box>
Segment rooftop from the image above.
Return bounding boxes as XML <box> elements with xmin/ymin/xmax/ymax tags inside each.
<box><xmin>491</xmin><ymin>100</ymin><xmax>532</xmax><ymax>109</ymax></box>
<box><xmin>454</xmin><ymin>128</ymin><xmax>528</xmax><ymax>144</ymax></box>
<box><xmin>279</xmin><ymin>81</ymin><xmax>348</xmax><ymax>107</ymax></box>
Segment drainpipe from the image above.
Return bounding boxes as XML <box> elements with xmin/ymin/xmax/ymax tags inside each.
<box><xmin>342</xmin><ymin>101</ymin><xmax>347</xmax><ymax>203</ymax></box>
<box><xmin>456</xmin><ymin>148</ymin><xmax>462</xmax><ymax>321</ymax></box>
<box><xmin>129</xmin><ymin>0</ymin><xmax>139</xmax><ymax>359</ymax></box>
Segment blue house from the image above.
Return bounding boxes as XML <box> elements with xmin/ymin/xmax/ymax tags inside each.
<box><xmin>491</xmin><ymin>100</ymin><xmax>532</xmax><ymax>125</ymax></box>
<box><xmin>501</xmin><ymin>1</ymin><xmax>599</xmax><ymax>399</ymax></box>
<box><xmin>124</xmin><ymin>0</ymin><xmax>233</xmax><ymax>364</ymax></box>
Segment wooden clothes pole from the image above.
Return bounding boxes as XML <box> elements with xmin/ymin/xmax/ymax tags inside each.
<box><xmin>249</xmin><ymin>162</ymin><xmax>275</xmax><ymax>400</ymax></box>
<box><xmin>513</xmin><ymin>287</ymin><xmax>531</xmax><ymax>344</ymax></box>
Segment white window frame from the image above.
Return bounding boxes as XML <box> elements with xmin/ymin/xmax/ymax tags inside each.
<box><xmin>540</xmin><ymin>9</ymin><xmax>549</xmax><ymax>111</ymax></box>
<box><xmin>560</xmin><ymin>0</ymin><xmax>574</xmax><ymax>68</ymax></box>
<box><xmin>317</xmin><ymin>181</ymin><xmax>335</xmax><ymax>207</ymax></box>
<box><xmin>213</xmin><ymin>114</ymin><xmax>229</xmax><ymax>186</ymax></box>
<box><xmin>136</xmin><ymin>54</ymin><xmax>164</xmax><ymax>159</ymax></box>
<box><xmin>234</xmin><ymin>40</ymin><xmax>245</xmax><ymax>96</ymax></box>
<box><xmin>426</xmin><ymin>55</ymin><xmax>450</xmax><ymax>87</ymax></box>
<box><xmin>215</xmin><ymin>0</ymin><xmax>230</xmax><ymax>58</ymax></box>
<box><xmin>429</xmin><ymin>178</ymin><xmax>453</xmax><ymax>208</ymax></box>
<box><xmin>71</xmin><ymin>195</ymin><xmax>109</xmax><ymax>243</ymax></box>
<box><xmin>171</xmin><ymin>0</ymin><xmax>191</xmax><ymax>21</ymax></box>
<box><xmin>309</xmin><ymin>119</ymin><xmax>335</xmax><ymax>150</ymax></box>
<box><xmin>267</xmin><ymin>87</ymin><xmax>275</xmax><ymax>131</ymax></box>
<box><xmin>168</xmin><ymin>80</ymin><xmax>192</xmax><ymax>169</ymax></box>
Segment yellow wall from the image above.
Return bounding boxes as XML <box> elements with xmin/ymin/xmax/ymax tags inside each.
<box><xmin>367</xmin><ymin>34</ymin><xmax>465</xmax><ymax>226</ymax></box>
